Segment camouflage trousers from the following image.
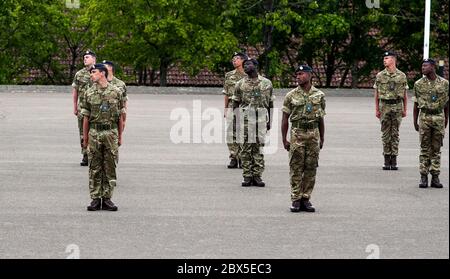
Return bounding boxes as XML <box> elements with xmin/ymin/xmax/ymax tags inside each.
<box><xmin>238</xmin><ymin>116</ymin><xmax>267</xmax><ymax>178</ymax></box>
<box><xmin>240</xmin><ymin>142</ymin><xmax>264</xmax><ymax>177</ymax></box>
<box><xmin>419</xmin><ymin>113</ymin><xmax>445</xmax><ymax>175</ymax></box>
<box><xmin>225</xmin><ymin>108</ymin><xmax>240</xmax><ymax>159</ymax></box>
<box><xmin>87</xmin><ymin>128</ymin><xmax>119</xmax><ymax>199</ymax></box>
<box><xmin>289</xmin><ymin>128</ymin><xmax>320</xmax><ymax>202</ymax></box>
<box><xmin>380</xmin><ymin>105</ymin><xmax>402</xmax><ymax>156</ymax></box>
<box><xmin>77</xmin><ymin>113</ymin><xmax>87</xmax><ymax>156</ymax></box>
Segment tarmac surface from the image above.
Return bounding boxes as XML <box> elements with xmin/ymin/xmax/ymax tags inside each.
<box><xmin>0</xmin><ymin>90</ymin><xmax>448</xmax><ymax>259</ymax></box>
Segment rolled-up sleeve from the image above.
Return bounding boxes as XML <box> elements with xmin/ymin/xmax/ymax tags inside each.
<box><xmin>80</xmin><ymin>94</ymin><xmax>90</xmax><ymax>117</ymax></box>
<box><xmin>282</xmin><ymin>94</ymin><xmax>291</xmax><ymax>115</ymax></box>
<box><xmin>232</xmin><ymin>81</ymin><xmax>242</xmax><ymax>103</ymax></box>
<box><xmin>72</xmin><ymin>73</ymin><xmax>79</xmax><ymax>89</ymax></box>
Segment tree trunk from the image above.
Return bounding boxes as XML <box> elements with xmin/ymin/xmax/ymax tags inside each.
<box><xmin>69</xmin><ymin>47</ymin><xmax>78</xmax><ymax>82</ymax></box>
<box><xmin>159</xmin><ymin>57</ymin><xmax>170</xmax><ymax>87</ymax></box>
<box><xmin>325</xmin><ymin>53</ymin><xmax>335</xmax><ymax>87</ymax></box>
<box><xmin>149</xmin><ymin>69</ymin><xmax>155</xmax><ymax>86</ymax></box>
<box><xmin>351</xmin><ymin>63</ymin><xmax>358</xmax><ymax>88</ymax></box>
<box><xmin>262</xmin><ymin>0</ymin><xmax>274</xmax><ymax>78</ymax></box>
<box><xmin>340</xmin><ymin>66</ymin><xmax>350</xmax><ymax>88</ymax></box>
<box><xmin>138</xmin><ymin>67</ymin><xmax>143</xmax><ymax>85</ymax></box>
<box><xmin>143</xmin><ymin>67</ymin><xmax>147</xmax><ymax>85</ymax></box>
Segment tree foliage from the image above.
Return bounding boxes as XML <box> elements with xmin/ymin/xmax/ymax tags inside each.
<box><xmin>87</xmin><ymin>0</ymin><xmax>238</xmax><ymax>86</ymax></box>
<box><xmin>0</xmin><ymin>0</ymin><xmax>448</xmax><ymax>87</ymax></box>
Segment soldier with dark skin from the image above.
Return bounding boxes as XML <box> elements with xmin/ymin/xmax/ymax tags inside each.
<box><xmin>282</xmin><ymin>65</ymin><xmax>325</xmax><ymax>212</ymax></box>
<box><xmin>374</xmin><ymin>51</ymin><xmax>408</xmax><ymax>170</ymax></box>
<box><xmin>413</xmin><ymin>59</ymin><xmax>449</xmax><ymax>188</ymax></box>
<box><xmin>72</xmin><ymin>50</ymin><xmax>96</xmax><ymax>166</ymax></box>
<box><xmin>233</xmin><ymin>58</ymin><xmax>274</xmax><ymax>187</ymax></box>
<box><xmin>223</xmin><ymin>52</ymin><xmax>247</xmax><ymax>169</ymax></box>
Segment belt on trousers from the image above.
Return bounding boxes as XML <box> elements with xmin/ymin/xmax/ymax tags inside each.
<box><xmin>90</xmin><ymin>123</ymin><xmax>117</xmax><ymax>131</ymax></box>
<box><xmin>291</xmin><ymin>121</ymin><xmax>319</xmax><ymax>130</ymax></box>
<box><xmin>381</xmin><ymin>99</ymin><xmax>401</xmax><ymax>104</ymax></box>
<box><xmin>421</xmin><ymin>108</ymin><xmax>442</xmax><ymax>115</ymax></box>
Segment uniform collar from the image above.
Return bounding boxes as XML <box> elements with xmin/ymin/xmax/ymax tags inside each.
<box><xmin>297</xmin><ymin>85</ymin><xmax>317</xmax><ymax>95</ymax></box>
<box><xmin>423</xmin><ymin>74</ymin><xmax>442</xmax><ymax>82</ymax></box>
<box><xmin>383</xmin><ymin>68</ymin><xmax>400</xmax><ymax>75</ymax></box>
<box><xmin>245</xmin><ymin>74</ymin><xmax>263</xmax><ymax>82</ymax></box>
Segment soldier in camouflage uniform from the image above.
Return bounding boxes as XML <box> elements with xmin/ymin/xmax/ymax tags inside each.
<box><xmin>413</xmin><ymin>59</ymin><xmax>449</xmax><ymax>188</ymax></box>
<box><xmin>282</xmin><ymin>65</ymin><xmax>325</xmax><ymax>213</ymax></box>
<box><xmin>81</xmin><ymin>64</ymin><xmax>124</xmax><ymax>211</ymax></box>
<box><xmin>374</xmin><ymin>51</ymin><xmax>408</xmax><ymax>170</ymax></box>
<box><xmin>72</xmin><ymin>50</ymin><xmax>96</xmax><ymax>166</ymax></box>
<box><xmin>102</xmin><ymin>60</ymin><xmax>128</xmax><ymax>130</ymax></box>
<box><xmin>223</xmin><ymin>52</ymin><xmax>247</xmax><ymax>169</ymax></box>
<box><xmin>233</xmin><ymin>57</ymin><xmax>274</xmax><ymax>187</ymax></box>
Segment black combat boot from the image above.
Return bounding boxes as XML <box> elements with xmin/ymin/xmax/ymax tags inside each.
<box><xmin>80</xmin><ymin>154</ymin><xmax>88</xmax><ymax>166</ymax></box>
<box><xmin>87</xmin><ymin>198</ymin><xmax>101</xmax><ymax>211</ymax></box>
<box><xmin>290</xmin><ymin>200</ymin><xmax>301</xmax><ymax>212</ymax></box>
<box><xmin>419</xmin><ymin>174</ymin><xmax>428</xmax><ymax>188</ymax></box>
<box><xmin>300</xmin><ymin>198</ymin><xmax>315</xmax><ymax>212</ymax></box>
<box><xmin>382</xmin><ymin>155</ymin><xmax>390</xmax><ymax>170</ymax></box>
<box><xmin>241</xmin><ymin>177</ymin><xmax>252</xmax><ymax>187</ymax></box>
<box><xmin>227</xmin><ymin>158</ymin><xmax>238</xmax><ymax>169</ymax></box>
<box><xmin>253</xmin><ymin>176</ymin><xmax>265</xmax><ymax>187</ymax></box>
<box><xmin>430</xmin><ymin>175</ymin><xmax>443</xmax><ymax>188</ymax></box>
<box><xmin>390</xmin><ymin>155</ymin><xmax>398</xmax><ymax>170</ymax></box>
<box><xmin>102</xmin><ymin>198</ymin><xmax>118</xmax><ymax>211</ymax></box>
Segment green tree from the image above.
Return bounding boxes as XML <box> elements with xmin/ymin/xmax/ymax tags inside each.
<box><xmin>222</xmin><ymin>0</ymin><xmax>305</xmax><ymax>86</ymax></box>
<box><xmin>227</xmin><ymin>0</ymin><xmax>448</xmax><ymax>88</ymax></box>
<box><xmin>372</xmin><ymin>0</ymin><xmax>449</xmax><ymax>83</ymax></box>
<box><xmin>0</xmin><ymin>0</ymin><xmax>96</xmax><ymax>84</ymax></box>
<box><xmin>87</xmin><ymin>0</ymin><xmax>238</xmax><ymax>86</ymax></box>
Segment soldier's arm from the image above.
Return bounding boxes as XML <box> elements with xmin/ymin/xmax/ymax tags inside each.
<box><xmin>445</xmin><ymin>82</ymin><xmax>449</xmax><ymax>128</ymax></box>
<box><xmin>118</xmin><ymin>114</ymin><xmax>124</xmax><ymax>146</ymax></box>
<box><xmin>444</xmin><ymin>101</ymin><xmax>449</xmax><ymax>128</ymax></box>
<box><xmin>267</xmin><ymin>101</ymin><xmax>273</xmax><ymax>131</ymax></box>
<box><xmin>72</xmin><ymin>73</ymin><xmax>80</xmax><ymax>116</ymax></box>
<box><xmin>232</xmin><ymin>98</ymin><xmax>240</xmax><ymax>132</ymax></box>
<box><xmin>374</xmin><ymin>89</ymin><xmax>380</xmax><ymax>118</ymax></box>
<box><xmin>122</xmin><ymin>86</ymin><xmax>128</xmax><ymax>123</ymax></box>
<box><xmin>83</xmin><ymin>116</ymin><xmax>89</xmax><ymax>148</ymax></box>
<box><xmin>223</xmin><ymin>75</ymin><xmax>230</xmax><ymax>118</ymax></box>
<box><xmin>80</xmin><ymin>95</ymin><xmax>90</xmax><ymax>148</ymax></box>
<box><xmin>122</xmin><ymin>103</ymin><xmax>127</xmax><ymax>124</ymax></box>
<box><xmin>121</xmin><ymin>89</ymin><xmax>127</xmax><ymax>125</ymax></box>
<box><xmin>402</xmin><ymin>89</ymin><xmax>408</xmax><ymax>117</ymax></box>
<box><xmin>224</xmin><ymin>95</ymin><xmax>230</xmax><ymax>118</ymax></box>
<box><xmin>232</xmin><ymin>83</ymin><xmax>242</xmax><ymax>124</ymax></box>
<box><xmin>267</xmin><ymin>87</ymin><xmax>274</xmax><ymax>131</ymax></box>
<box><xmin>281</xmin><ymin>112</ymin><xmax>290</xmax><ymax>151</ymax></box>
<box><xmin>319</xmin><ymin>117</ymin><xmax>325</xmax><ymax>149</ymax></box>
<box><xmin>232</xmin><ymin>84</ymin><xmax>240</xmax><ymax>108</ymax></box>
<box><xmin>72</xmin><ymin>87</ymin><xmax>78</xmax><ymax>116</ymax></box>
<box><xmin>412</xmin><ymin>85</ymin><xmax>420</xmax><ymax>131</ymax></box>
<box><xmin>117</xmin><ymin>89</ymin><xmax>126</xmax><ymax>135</ymax></box>
<box><xmin>402</xmin><ymin>77</ymin><xmax>409</xmax><ymax>117</ymax></box>
<box><xmin>413</xmin><ymin>102</ymin><xmax>419</xmax><ymax>132</ymax></box>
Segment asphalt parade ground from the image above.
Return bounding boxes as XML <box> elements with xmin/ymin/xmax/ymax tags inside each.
<box><xmin>0</xmin><ymin>90</ymin><xmax>448</xmax><ymax>259</ymax></box>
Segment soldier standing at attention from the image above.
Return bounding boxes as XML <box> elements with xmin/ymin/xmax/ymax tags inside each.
<box><xmin>233</xmin><ymin>57</ymin><xmax>274</xmax><ymax>187</ymax></box>
<box><xmin>281</xmin><ymin>65</ymin><xmax>325</xmax><ymax>213</ymax></box>
<box><xmin>223</xmin><ymin>52</ymin><xmax>247</xmax><ymax>169</ymax></box>
<box><xmin>102</xmin><ymin>60</ymin><xmax>128</xmax><ymax>129</ymax></box>
<box><xmin>72</xmin><ymin>50</ymin><xmax>96</xmax><ymax>166</ymax></box>
<box><xmin>374</xmin><ymin>51</ymin><xmax>408</xmax><ymax>170</ymax></box>
<box><xmin>81</xmin><ymin>64</ymin><xmax>124</xmax><ymax>211</ymax></box>
<box><xmin>413</xmin><ymin>59</ymin><xmax>449</xmax><ymax>188</ymax></box>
